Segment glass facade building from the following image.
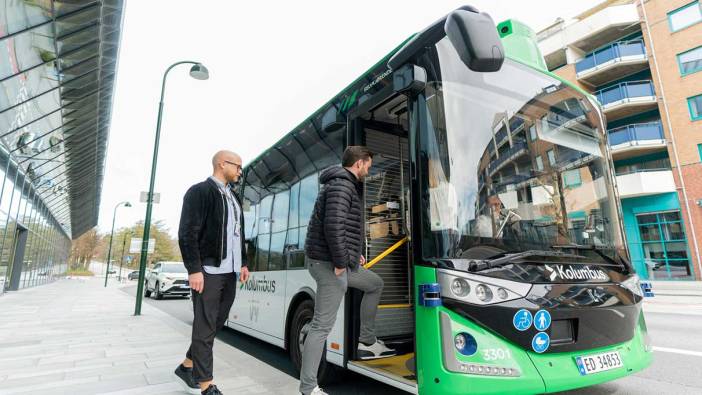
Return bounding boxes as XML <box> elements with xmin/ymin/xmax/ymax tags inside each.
<box><xmin>0</xmin><ymin>0</ymin><xmax>124</xmax><ymax>291</ymax></box>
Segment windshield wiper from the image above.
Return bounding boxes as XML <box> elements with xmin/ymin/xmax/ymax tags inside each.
<box><xmin>468</xmin><ymin>249</ymin><xmax>583</xmax><ymax>272</ymax></box>
<box><xmin>551</xmin><ymin>244</ymin><xmax>624</xmax><ymax>268</ymax></box>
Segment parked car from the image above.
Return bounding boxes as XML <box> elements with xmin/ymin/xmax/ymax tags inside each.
<box><xmin>127</xmin><ymin>270</ymin><xmax>140</xmax><ymax>281</ymax></box>
<box><xmin>144</xmin><ymin>261</ymin><xmax>190</xmax><ymax>299</ymax></box>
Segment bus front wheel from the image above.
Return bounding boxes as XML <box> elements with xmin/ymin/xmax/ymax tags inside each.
<box><xmin>289</xmin><ymin>299</ymin><xmax>337</xmax><ymax>385</ymax></box>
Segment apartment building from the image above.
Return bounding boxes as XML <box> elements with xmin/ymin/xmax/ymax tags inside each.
<box><xmin>537</xmin><ymin>0</ymin><xmax>702</xmax><ymax>280</ymax></box>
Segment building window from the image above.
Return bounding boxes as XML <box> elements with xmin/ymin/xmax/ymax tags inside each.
<box><xmin>529</xmin><ymin>124</ymin><xmax>537</xmax><ymax>141</ymax></box>
<box><xmin>535</xmin><ymin>155</ymin><xmax>544</xmax><ymax>171</ymax></box>
<box><xmin>636</xmin><ymin>211</ymin><xmax>692</xmax><ymax>280</ymax></box>
<box><xmin>547</xmin><ymin>149</ymin><xmax>556</xmax><ymax>166</ymax></box>
<box><xmin>678</xmin><ymin>45</ymin><xmax>702</xmax><ymax>75</ymax></box>
<box><xmin>688</xmin><ymin>94</ymin><xmax>702</xmax><ymax>121</ymax></box>
<box><xmin>563</xmin><ymin>169</ymin><xmax>582</xmax><ymax>188</ymax></box>
<box><xmin>668</xmin><ymin>1</ymin><xmax>702</xmax><ymax>32</ymax></box>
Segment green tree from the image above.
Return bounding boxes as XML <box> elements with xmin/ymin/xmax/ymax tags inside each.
<box><xmin>96</xmin><ymin>220</ymin><xmax>181</xmax><ymax>269</ymax></box>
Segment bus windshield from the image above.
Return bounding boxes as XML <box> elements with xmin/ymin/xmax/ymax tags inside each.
<box><xmin>418</xmin><ymin>37</ymin><xmax>626</xmax><ymax>263</ymax></box>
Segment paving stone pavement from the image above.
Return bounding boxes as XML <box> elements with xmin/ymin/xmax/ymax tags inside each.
<box><xmin>0</xmin><ymin>276</ymin><xmax>299</xmax><ymax>394</ymax></box>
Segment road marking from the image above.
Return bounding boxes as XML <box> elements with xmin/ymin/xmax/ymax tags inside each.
<box><xmin>653</xmin><ymin>346</ymin><xmax>702</xmax><ymax>358</ymax></box>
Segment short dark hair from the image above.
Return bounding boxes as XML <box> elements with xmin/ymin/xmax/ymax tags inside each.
<box><xmin>342</xmin><ymin>146</ymin><xmax>373</xmax><ymax>167</ymax></box>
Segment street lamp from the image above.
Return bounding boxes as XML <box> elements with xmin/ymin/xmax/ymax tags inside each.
<box><xmin>134</xmin><ymin>61</ymin><xmax>209</xmax><ymax>316</ymax></box>
<box><xmin>117</xmin><ymin>230</ymin><xmax>131</xmax><ymax>282</ymax></box>
<box><xmin>104</xmin><ymin>201</ymin><xmax>132</xmax><ymax>287</ymax></box>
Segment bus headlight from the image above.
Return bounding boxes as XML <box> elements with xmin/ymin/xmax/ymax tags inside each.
<box><xmin>454</xmin><ymin>332</ymin><xmax>477</xmax><ymax>355</ymax></box>
<box><xmin>451</xmin><ymin>278</ymin><xmax>470</xmax><ymax>297</ymax></box>
<box><xmin>437</xmin><ymin>269</ymin><xmax>532</xmax><ymax>305</ymax></box>
<box><xmin>475</xmin><ymin>284</ymin><xmax>493</xmax><ymax>302</ymax></box>
<box><xmin>621</xmin><ymin>274</ymin><xmax>643</xmax><ymax>297</ymax></box>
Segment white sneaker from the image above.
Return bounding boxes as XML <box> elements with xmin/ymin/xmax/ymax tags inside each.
<box><xmin>357</xmin><ymin>339</ymin><xmax>397</xmax><ymax>360</ymax></box>
<box><xmin>310</xmin><ymin>386</ymin><xmax>328</xmax><ymax>395</ymax></box>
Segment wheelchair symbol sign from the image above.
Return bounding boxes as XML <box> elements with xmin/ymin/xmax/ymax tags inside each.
<box><xmin>513</xmin><ymin>309</ymin><xmax>533</xmax><ymax>331</ymax></box>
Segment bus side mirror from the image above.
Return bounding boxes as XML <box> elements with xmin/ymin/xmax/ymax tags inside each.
<box><xmin>444</xmin><ymin>9</ymin><xmax>504</xmax><ymax>72</ymax></box>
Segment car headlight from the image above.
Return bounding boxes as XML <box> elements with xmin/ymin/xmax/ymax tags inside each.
<box><xmin>437</xmin><ymin>269</ymin><xmax>532</xmax><ymax>305</ymax></box>
<box><xmin>621</xmin><ymin>274</ymin><xmax>643</xmax><ymax>297</ymax></box>
<box><xmin>165</xmin><ymin>276</ymin><xmax>175</xmax><ymax>281</ymax></box>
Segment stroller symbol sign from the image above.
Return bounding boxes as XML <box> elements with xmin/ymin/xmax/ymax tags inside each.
<box><xmin>513</xmin><ymin>309</ymin><xmax>533</xmax><ymax>331</ymax></box>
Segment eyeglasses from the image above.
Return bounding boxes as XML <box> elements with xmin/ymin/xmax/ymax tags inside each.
<box><xmin>223</xmin><ymin>160</ymin><xmax>242</xmax><ymax>170</ymax></box>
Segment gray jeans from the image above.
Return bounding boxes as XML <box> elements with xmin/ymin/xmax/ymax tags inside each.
<box><xmin>299</xmin><ymin>258</ymin><xmax>384</xmax><ymax>394</ymax></box>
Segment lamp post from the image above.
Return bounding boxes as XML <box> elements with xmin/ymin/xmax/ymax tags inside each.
<box><xmin>134</xmin><ymin>61</ymin><xmax>209</xmax><ymax>316</ymax></box>
<box><xmin>104</xmin><ymin>201</ymin><xmax>132</xmax><ymax>287</ymax></box>
<box><xmin>117</xmin><ymin>230</ymin><xmax>130</xmax><ymax>282</ymax></box>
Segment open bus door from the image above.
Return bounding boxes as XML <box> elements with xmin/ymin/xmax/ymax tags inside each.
<box><xmin>342</xmin><ymin>86</ymin><xmax>418</xmax><ymax>391</ymax></box>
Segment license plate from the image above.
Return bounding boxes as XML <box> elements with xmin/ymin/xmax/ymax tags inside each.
<box><xmin>575</xmin><ymin>351</ymin><xmax>623</xmax><ymax>375</ymax></box>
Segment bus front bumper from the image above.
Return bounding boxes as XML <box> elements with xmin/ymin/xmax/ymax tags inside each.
<box><xmin>420</xmin><ymin>307</ymin><xmax>653</xmax><ymax>395</ymax></box>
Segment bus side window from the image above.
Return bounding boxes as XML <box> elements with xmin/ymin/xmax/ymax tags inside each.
<box><xmin>287</xmin><ymin>250</ymin><xmax>306</xmax><ymax>269</ymax></box>
<box><xmin>298</xmin><ymin>174</ymin><xmax>319</xmax><ymax>227</ymax></box>
<box><xmin>269</xmin><ymin>191</ymin><xmax>290</xmax><ymax>271</ymax></box>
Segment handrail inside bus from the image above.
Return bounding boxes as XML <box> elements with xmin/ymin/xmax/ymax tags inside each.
<box><xmin>363</xmin><ymin>236</ymin><xmax>408</xmax><ymax>270</ymax></box>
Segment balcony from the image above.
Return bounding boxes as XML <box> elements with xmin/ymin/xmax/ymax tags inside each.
<box><xmin>576</xmin><ymin>40</ymin><xmax>648</xmax><ymax>86</ymax></box>
<box><xmin>495</xmin><ymin>126</ymin><xmax>509</xmax><ymax>147</ymax></box>
<box><xmin>488</xmin><ymin>141</ymin><xmax>528</xmax><ymax>176</ymax></box>
<box><xmin>608</xmin><ymin>122</ymin><xmax>666</xmax><ymax>159</ymax></box>
<box><xmin>539</xmin><ymin>4</ymin><xmax>641</xmax><ymax>68</ymax></box>
<box><xmin>615</xmin><ymin>169</ymin><xmax>675</xmax><ymax>199</ymax></box>
<box><xmin>595</xmin><ymin>81</ymin><xmax>657</xmax><ymax>121</ymax></box>
<box><xmin>510</xmin><ymin>117</ymin><xmax>525</xmax><ymax>134</ymax></box>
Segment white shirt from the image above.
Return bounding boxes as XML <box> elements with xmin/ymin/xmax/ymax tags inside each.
<box><xmin>203</xmin><ymin>176</ymin><xmax>242</xmax><ymax>275</ymax></box>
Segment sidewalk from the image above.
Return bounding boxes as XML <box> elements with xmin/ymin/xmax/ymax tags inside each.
<box><xmin>0</xmin><ymin>276</ymin><xmax>298</xmax><ymax>395</ymax></box>
<box><xmin>644</xmin><ymin>280</ymin><xmax>702</xmax><ymax>316</ymax></box>
<box><xmin>649</xmin><ymin>280</ymin><xmax>702</xmax><ymax>296</ymax></box>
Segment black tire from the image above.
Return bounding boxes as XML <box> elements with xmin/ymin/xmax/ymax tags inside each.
<box><xmin>144</xmin><ymin>281</ymin><xmax>152</xmax><ymax>298</ymax></box>
<box><xmin>288</xmin><ymin>299</ymin><xmax>336</xmax><ymax>385</ymax></box>
<box><xmin>155</xmin><ymin>282</ymin><xmax>163</xmax><ymax>300</ymax></box>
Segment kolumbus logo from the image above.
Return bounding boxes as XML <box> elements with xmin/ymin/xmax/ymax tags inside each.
<box><xmin>544</xmin><ymin>265</ymin><xmax>608</xmax><ymax>282</ymax></box>
<box><xmin>240</xmin><ymin>275</ymin><xmax>276</xmax><ymax>293</ymax></box>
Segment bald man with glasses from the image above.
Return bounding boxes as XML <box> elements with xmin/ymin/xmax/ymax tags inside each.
<box><xmin>175</xmin><ymin>150</ymin><xmax>250</xmax><ymax>395</ymax></box>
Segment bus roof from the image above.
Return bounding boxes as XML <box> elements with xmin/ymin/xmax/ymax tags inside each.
<box><xmin>243</xmin><ymin>35</ymin><xmax>414</xmax><ymax>170</ymax></box>
<box><xmin>242</xmin><ymin>16</ymin><xmax>589</xmax><ymax>175</ymax></box>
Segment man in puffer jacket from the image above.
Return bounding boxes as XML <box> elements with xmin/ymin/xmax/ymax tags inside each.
<box><xmin>299</xmin><ymin>146</ymin><xmax>396</xmax><ymax>395</ymax></box>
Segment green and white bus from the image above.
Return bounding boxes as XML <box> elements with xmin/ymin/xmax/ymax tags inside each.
<box><xmin>227</xmin><ymin>5</ymin><xmax>653</xmax><ymax>394</ymax></box>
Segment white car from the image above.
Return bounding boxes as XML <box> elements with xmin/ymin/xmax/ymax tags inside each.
<box><xmin>144</xmin><ymin>261</ymin><xmax>190</xmax><ymax>299</ymax></box>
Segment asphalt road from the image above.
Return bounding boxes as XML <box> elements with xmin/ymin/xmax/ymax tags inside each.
<box><xmin>122</xmin><ymin>283</ymin><xmax>702</xmax><ymax>394</ymax></box>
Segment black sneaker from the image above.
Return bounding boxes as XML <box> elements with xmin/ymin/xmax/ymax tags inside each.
<box><xmin>174</xmin><ymin>364</ymin><xmax>200</xmax><ymax>394</ymax></box>
<box><xmin>201</xmin><ymin>384</ymin><xmax>223</xmax><ymax>395</ymax></box>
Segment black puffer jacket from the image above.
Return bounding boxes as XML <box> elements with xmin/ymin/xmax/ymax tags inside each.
<box><xmin>305</xmin><ymin>166</ymin><xmax>364</xmax><ymax>270</ymax></box>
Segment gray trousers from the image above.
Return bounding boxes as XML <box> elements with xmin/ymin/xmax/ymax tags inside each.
<box><xmin>299</xmin><ymin>258</ymin><xmax>384</xmax><ymax>394</ymax></box>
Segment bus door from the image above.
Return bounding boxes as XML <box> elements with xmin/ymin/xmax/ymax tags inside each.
<box><xmin>345</xmin><ymin>92</ymin><xmax>417</xmax><ymax>386</ymax></box>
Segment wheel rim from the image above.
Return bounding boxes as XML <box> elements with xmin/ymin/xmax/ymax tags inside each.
<box><xmin>298</xmin><ymin>320</ymin><xmax>311</xmax><ymax>353</ymax></box>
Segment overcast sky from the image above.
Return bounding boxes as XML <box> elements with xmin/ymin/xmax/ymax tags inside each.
<box><xmin>98</xmin><ymin>0</ymin><xmax>601</xmax><ymax>237</ymax></box>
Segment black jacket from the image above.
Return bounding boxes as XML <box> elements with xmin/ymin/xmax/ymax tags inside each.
<box><xmin>305</xmin><ymin>166</ymin><xmax>364</xmax><ymax>269</ymax></box>
<box><xmin>178</xmin><ymin>178</ymin><xmax>247</xmax><ymax>275</ymax></box>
